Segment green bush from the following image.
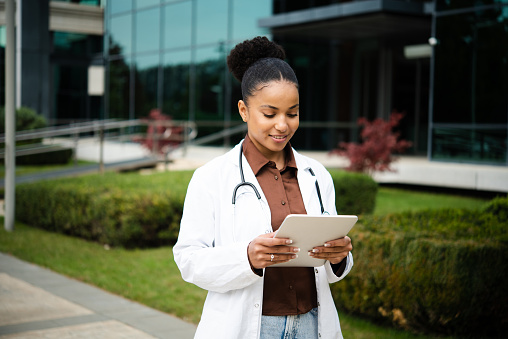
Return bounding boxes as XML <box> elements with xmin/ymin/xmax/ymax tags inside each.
<box><xmin>0</xmin><ymin>106</ymin><xmax>47</xmax><ymax>134</ymax></box>
<box><xmin>332</xmin><ymin>197</ymin><xmax>508</xmax><ymax>338</ymax></box>
<box><xmin>0</xmin><ymin>106</ymin><xmax>72</xmax><ymax>165</ymax></box>
<box><xmin>329</xmin><ymin>169</ymin><xmax>378</xmax><ymax>214</ymax></box>
<box><xmin>17</xmin><ymin>147</ymin><xmax>73</xmax><ymax>165</ymax></box>
<box><xmin>15</xmin><ymin>171</ymin><xmax>194</xmax><ymax>248</ymax></box>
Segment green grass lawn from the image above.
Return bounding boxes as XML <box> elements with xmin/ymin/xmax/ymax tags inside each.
<box><xmin>0</xmin><ymin>179</ymin><xmax>487</xmax><ymax>338</ymax></box>
<box><xmin>0</xmin><ymin>220</ymin><xmax>454</xmax><ymax>338</ymax></box>
<box><xmin>374</xmin><ymin>186</ymin><xmax>487</xmax><ymax>215</ymax></box>
<box><xmin>0</xmin><ymin>160</ymin><xmax>96</xmax><ymax>177</ymax></box>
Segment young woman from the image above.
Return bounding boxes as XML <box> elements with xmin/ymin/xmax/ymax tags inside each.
<box><xmin>173</xmin><ymin>36</ymin><xmax>353</xmax><ymax>339</ymax></box>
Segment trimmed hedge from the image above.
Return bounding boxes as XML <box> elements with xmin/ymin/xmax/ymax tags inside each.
<box><xmin>331</xmin><ymin>196</ymin><xmax>508</xmax><ymax>338</ymax></box>
<box><xmin>16</xmin><ymin>171</ymin><xmax>194</xmax><ymax>248</ymax></box>
<box><xmin>17</xmin><ymin>147</ymin><xmax>73</xmax><ymax>165</ymax></box>
<box><xmin>329</xmin><ymin>169</ymin><xmax>378</xmax><ymax>215</ymax></box>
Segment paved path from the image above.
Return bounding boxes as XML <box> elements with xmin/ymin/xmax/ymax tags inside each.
<box><xmin>0</xmin><ymin>253</ymin><xmax>197</xmax><ymax>338</ymax></box>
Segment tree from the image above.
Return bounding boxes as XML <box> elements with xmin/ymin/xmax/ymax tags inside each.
<box><xmin>331</xmin><ymin>111</ymin><xmax>412</xmax><ymax>174</ymax></box>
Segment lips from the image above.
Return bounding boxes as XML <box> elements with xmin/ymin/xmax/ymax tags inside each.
<box><xmin>270</xmin><ymin>135</ymin><xmax>288</xmax><ymax>143</ymax></box>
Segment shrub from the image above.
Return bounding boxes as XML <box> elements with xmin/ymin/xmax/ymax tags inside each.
<box><xmin>0</xmin><ymin>106</ymin><xmax>47</xmax><ymax>133</ymax></box>
<box><xmin>15</xmin><ymin>171</ymin><xmax>194</xmax><ymax>248</ymax></box>
<box><xmin>329</xmin><ymin>169</ymin><xmax>378</xmax><ymax>215</ymax></box>
<box><xmin>331</xmin><ymin>197</ymin><xmax>508</xmax><ymax>338</ymax></box>
<box><xmin>17</xmin><ymin>147</ymin><xmax>73</xmax><ymax>165</ymax></box>
<box><xmin>331</xmin><ymin>111</ymin><xmax>412</xmax><ymax>174</ymax></box>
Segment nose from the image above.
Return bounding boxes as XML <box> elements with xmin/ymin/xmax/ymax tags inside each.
<box><xmin>275</xmin><ymin>115</ymin><xmax>288</xmax><ymax>132</ymax></box>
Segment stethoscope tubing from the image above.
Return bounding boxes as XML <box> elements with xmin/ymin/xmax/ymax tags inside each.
<box><xmin>232</xmin><ymin>142</ymin><xmax>327</xmax><ymax>215</ymax></box>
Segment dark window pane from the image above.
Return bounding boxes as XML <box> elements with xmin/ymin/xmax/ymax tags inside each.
<box><xmin>436</xmin><ymin>0</ymin><xmax>508</xmax><ymax>11</ymax></box>
<box><xmin>53</xmin><ymin>64</ymin><xmax>87</xmax><ymax>120</ymax></box>
<box><xmin>163</xmin><ymin>51</ymin><xmax>191</xmax><ymax>120</ymax></box>
<box><xmin>164</xmin><ymin>1</ymin><xmax>192</xmax><ymax>49</ymax></box>
<box><xmin>110</xmin><ymin>14</ymin><xmax>132</xmax><ymax>55</ymax></box>
<box><xmin>135</xmin><ymin>54</ymin><xmax>160</xmax><ymax>117</ymax></box>
<box><xmin>108</xmin><ymin>58</ymin><xmax>131</xmax><ymax>119</ymax></box>
<box><xmin>135</xmin><ymin>7</ymin><xmax>160</xmax><ymax>53</ymax></box>
<box><xmin>432</xmin><ymin>128</ymin><xmax>507</xmax><ymax>164</ymax></box>
<box><xmin>195</xmin><ymin>45</ymin><xmax>227</xmax><ymax>120</ymax></box>
<box><xmin>434</xmin><ymin>7</ymin><xmax>508</xmax><ymax>124</ymax></box>
<box><xmin>53</xmin><ymin>32</ymin><xmax>88</xmax><ymax>56</ymax></box>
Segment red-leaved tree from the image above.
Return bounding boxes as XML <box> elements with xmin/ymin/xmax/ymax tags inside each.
<box><xmin>331</xmin><ymin>111</ymin><xmax>412</xmax><ymax>174</ymax></box>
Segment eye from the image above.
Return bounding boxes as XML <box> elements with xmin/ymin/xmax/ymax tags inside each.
<box><xmin>287</xmin><ymin>113</ymin><xmax>298</xmax><ymax>118</ymax></box>
<box><xmin>263</xmin><ymin>114</ymin><xmax>276</xmax><ymax>118</ymax></box>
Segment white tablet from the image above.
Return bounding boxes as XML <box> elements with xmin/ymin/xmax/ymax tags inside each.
<box><xmin>271</xmin><ymin>214</ymin><xmax>357</xmax><ymax>267</ymax></box>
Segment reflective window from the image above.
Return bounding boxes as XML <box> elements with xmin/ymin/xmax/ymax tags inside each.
<box><xmin>110</xmin><ymin>0</ymin><xmax>132</xmax><ymax>15</ymax></box>
<box><xmin>163</xmin><ymin>50</ymin><xmax>191</xmax><ymax>120</ymax></box>
<box><xmin>434</xmin><ymin>7</ymin><xmax>508</xmax><ymax>124</ymax></box>
<box><xmin>164</xmin><ymin>1</ymin><xmax>192</xmax><ymax>49</ymax></box>
<box><xmin>437</xmin><ymin>0</ymin><xmax>508</xmax><ymax>11</ymax></box>
<box><xmin>108</xmin><ymin>57</ymin><xmax>131</xmax><ymax>119</ymax></box>
<box><xmin>53</xmin><ymin>32</ymin><xmax>87</xmax><ymax>56</ymax></box>
<box><xmin>110</xmin><ymin>14</ymin><xmax>132</xmax><ymax>55</ymax></box>
<box><xmin>54</xmin><ymin>64</ymin><xmax>87</xmax><ymax>120</ymax></box>
<box><xmin>0</xmin><ymin>26</ymin><xmax>5</xmax><ymax>48</ymax></box>
<box><xmin>196</xmin><ymin>0</ymin><xmax>228</xmax><ymax>45</ymax></box>
<box><xmin>135</xmin><ymin>54</ymin><xmax>160</xmax><ymax>117</ymax></box>
<box><xmin>232</xmin><ymin>0</ymin><xmax>271</xmax><ymax>40</ymax></box>
<box><xmin>135</xmin><ymin>7</ymin><xmax>160</xmax><ymax>53</ymax></box>
<box><xmin>195</xmin><ymin>45</ymin><xmax>227</xmax><ymax>120</ymax></box>
<box><xmin>135</xmin><ymin>0</ymin><xmax>160</xmax><ymax>10</ymax></box>
<box><xmin>432</xmin><ymin>128</ymin><xmax>506</xmax><ymax>164</ymax></box>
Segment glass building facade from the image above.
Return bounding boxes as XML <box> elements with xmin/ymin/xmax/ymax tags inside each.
<box><xmin>3</xmin><ymin>0</ymin><xmax>505</xmax><ymax>166</ymax></box>
<box><xmin>104</xmin><ymin>0</ymin><xmax>438</xmax><ymax>154</ymax></box>
<box><xmin>431</xmin><ymin>0</ymin><xmax>508</xmax><ymax>164</ymax></box>
<box><xmin>105</xmin><ymin>0</ymin><xmax>271</xmax><ymax>142</ymax></box>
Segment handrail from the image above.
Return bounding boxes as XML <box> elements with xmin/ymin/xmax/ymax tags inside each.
<box><xmin>0</xmin><ymin>119</ymin><xmax>198</xmax><ymax>173</ymax></box>
<box><xmin>0</xmin><ymin>119</ymin><xmax>197</xmax><ymax>143</ymax></box>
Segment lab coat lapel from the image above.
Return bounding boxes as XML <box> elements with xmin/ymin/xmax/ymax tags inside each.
<box><xmin>294</xmin><ymin>151</ymin><xmax>319</xmax><ymax>215</ymax></box>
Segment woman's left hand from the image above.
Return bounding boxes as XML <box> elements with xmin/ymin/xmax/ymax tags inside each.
<box><xmin>309</xmin><ymin>236</ymin><xmax>352</xmax><ymax>265</ymax></box>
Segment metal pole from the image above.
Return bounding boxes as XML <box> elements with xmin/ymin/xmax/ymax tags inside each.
<box><xmin>4</xmin><ymin>0</ymin><xmax>16</xmax><ymax>232</ymax></box>
<box><xmin>99</xmin><ymin>127</ymin><xmax>104</xmax><ymax>175</ymax></box>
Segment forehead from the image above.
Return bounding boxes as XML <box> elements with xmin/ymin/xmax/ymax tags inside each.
<box><xmin>251</xmin><ymin>81</ymin><xmax>299</xmax><ymax>104</ymax></box>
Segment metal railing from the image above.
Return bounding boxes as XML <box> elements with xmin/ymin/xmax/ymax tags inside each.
<box><xmin>0</xmin><ymin>119</ymin><xmax>198</xmax><ymax>174</ymax></box>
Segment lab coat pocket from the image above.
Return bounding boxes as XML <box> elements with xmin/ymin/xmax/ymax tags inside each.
<box><xmin>232</xmin><ymin>190</ymin><xmax>270</xmax><ymax>243</ymax></box>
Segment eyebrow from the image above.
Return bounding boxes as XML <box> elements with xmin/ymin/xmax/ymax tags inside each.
<box><xmin>259</xmin><ymin>104</ymin><xmax>299</xmax><ymax>110</ymax></box>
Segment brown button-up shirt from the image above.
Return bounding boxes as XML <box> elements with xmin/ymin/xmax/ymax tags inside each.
<box><xmin>242</xmin><ymin>135</ymin><xmax>318</xmax><ymax>316</ymax></box>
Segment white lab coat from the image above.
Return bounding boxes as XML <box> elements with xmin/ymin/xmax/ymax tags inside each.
<box><xmin>173</xmin><ymin>141</ymin><xmax>353</xmax><ymax>339</ymax></box>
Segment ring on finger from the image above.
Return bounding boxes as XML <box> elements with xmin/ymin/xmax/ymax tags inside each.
<box><xmin>270</xmin><ymin>254</ymin><xmax>274</xmax><ymax>262</ymax></box>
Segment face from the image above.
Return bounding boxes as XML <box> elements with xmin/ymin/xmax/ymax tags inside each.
<box><xmin>238</xmin><ymin>81</ymin><xmax>299</xmax><ymax>162</ymax></box>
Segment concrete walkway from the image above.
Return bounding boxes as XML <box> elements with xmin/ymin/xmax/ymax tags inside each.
<box><xmin>0</xmin><ymin>253</ymin><xmax>197</xmax><ymax>338</ymax></box>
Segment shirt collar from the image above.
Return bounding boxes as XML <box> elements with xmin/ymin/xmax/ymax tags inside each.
<box><xmin>242</xmin><ymin>134</ymin><xmax>297</xmax><ymax>176</ymax></box>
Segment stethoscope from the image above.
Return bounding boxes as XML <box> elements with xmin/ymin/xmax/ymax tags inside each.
<box><xmin>232</xmin><ymin>143</ymin><xmax>328</xmax><ymax>215</ymax></box>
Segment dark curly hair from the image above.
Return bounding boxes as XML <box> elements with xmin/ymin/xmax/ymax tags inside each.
<box><xmin>227</xmin><ymin>36</ymin><xmax>298</xmax><ymax>102</ymax></box>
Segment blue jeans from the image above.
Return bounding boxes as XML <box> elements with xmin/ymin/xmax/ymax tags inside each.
<box><xmin>260</xmin><ymin>307</ymin><xmax>318</xmax><ymax>339</ymax></box>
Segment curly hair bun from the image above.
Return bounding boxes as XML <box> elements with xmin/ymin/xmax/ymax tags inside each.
<box><xmin>227</xmin><ymin>36</ymin><xmax>286</xmax><ymax>82</ymax></box>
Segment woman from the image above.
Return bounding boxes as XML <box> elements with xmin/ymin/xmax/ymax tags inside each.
<box><xmin>173</xmin><ymin>36</ymin><xmax>353</xmax><ymax>339</ymax></box>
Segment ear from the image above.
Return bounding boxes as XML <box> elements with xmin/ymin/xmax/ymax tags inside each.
<box><xmin>238</xmin><ymin>100</ymin><xmax>248</xmax><ymax>122</ymax></box>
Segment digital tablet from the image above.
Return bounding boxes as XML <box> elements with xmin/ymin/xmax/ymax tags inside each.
<box><xmin>271</xmin><ymin>214</ymin><xmax>358</xmax><ymax>267</ymax></box>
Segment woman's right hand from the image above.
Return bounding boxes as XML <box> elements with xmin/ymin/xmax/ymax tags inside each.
<box><xmin>247</xmin><ymin>232</ymin><xmax>300</xmax><ymax>269</ymax></box>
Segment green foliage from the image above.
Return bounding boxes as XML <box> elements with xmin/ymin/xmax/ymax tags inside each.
<box><xmin>17</xmin><ymin>147</ymin><xmax>73</xmax><ymax>165</ymax></box>
<box><xmin>329</xmin><ymin>169</ymin><xmax>378</xmax><ymax>214</ymax></box>
<box><xmin>0</xmin><ymin>106</ymin><xmax>70</xmax><ymax>165</ymax></box>
<box><xmin>332</xmin><ymin>197</ymin><xmax>508</xmax><ymax>338</ymax></box>
<box><xmin>15</xmin><ymin>171</ymin><xmax>194</xmax><ymax>248</ymax></box>
<box><xmin>0</xmin><ymin>106</ymin><xmax>47</xmax><ymax>133</ymax></box>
